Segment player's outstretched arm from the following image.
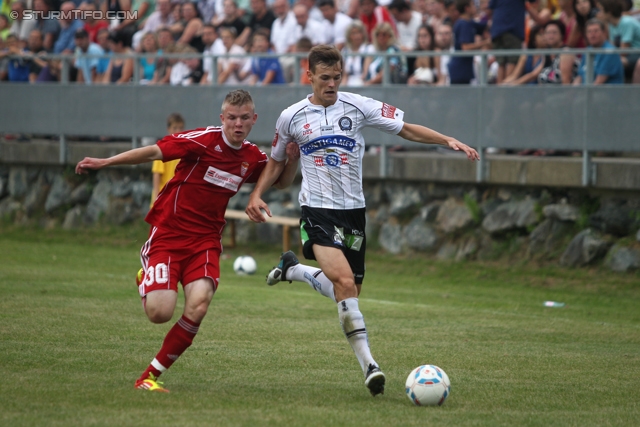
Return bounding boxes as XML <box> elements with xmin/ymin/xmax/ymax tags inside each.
<box><xmin>272</xmin><ymin>142</ymin><xmax>301</xmax><ymax>190</ymax></box>
<box><xmin>75</xmin><ymin>145</ymin><xmax>164</xmax><ymax>175</ymax></box>
<box><xmin>398</xmin><ymin>123</ymin><xmax>480</xmax><ymax>161</ymax></box>
<box><xmin>246</xmin><ymin>157</ymin><xmax>286</xmax><ymax>223</ymax></box>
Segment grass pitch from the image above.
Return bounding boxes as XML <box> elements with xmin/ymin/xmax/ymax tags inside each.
<box><xmin>1</xmin><ymin>224</ymin><xmax>639</xmax><ymax>427</ymax></box>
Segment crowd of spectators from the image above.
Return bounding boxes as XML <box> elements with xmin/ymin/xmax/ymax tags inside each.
<box><xmin>1</xmin><ymin>0</ymin><xmax>639</xmax><ymax>85</ymax></box>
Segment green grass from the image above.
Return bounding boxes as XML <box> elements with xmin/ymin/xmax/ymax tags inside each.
<box><xmin>1</xmin><ymin>223</ymin><xmax>639</xmax><ymax>427</ymax></box>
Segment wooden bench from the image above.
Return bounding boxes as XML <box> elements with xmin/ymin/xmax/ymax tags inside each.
<box><xmin>224</xmin><ymin>209</ymin><xmax>300</xmax><ymax>253</ymax></box>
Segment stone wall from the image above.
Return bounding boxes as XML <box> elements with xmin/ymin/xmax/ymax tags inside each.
<box><xmin>1</xmin><ymin>164</ymin><xmax>639</xmax><ymax>273</ymax></box>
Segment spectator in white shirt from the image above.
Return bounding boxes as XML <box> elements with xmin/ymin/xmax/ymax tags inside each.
<box><xmin>387</xmin><ymin>0</ymin><xmax>423</xmax><ymax>51</ymax></box>
<box><xmin>9</xmin><ymin>1</ymin><xmax>37</xmax><ymax>42</ymax></box>
<box><xmin>215</xmin><ymin>26</ymin><xmax>250</xmax><ymax>84</ymax></box>
<box><xmin>342</xmin><ymin>19</ymin><xmax>375</xmax><ymax>86</ymax></box>
<box><xmin>290</xmin><ymin>3</ymin><xmax>328</xmax><ymax>50</ymax></box>
<box><xmin>318</xmin><ymin>0</ymin><xmax>353</xmax><ymax>50</ymax></box>
<box><xmin>271</xmin><ymin>0</ymin><xmax>297</xmax><ymax>54</ymax></box>
<box><xmin>298</xmin><ymin>0</ymin><xmax>326</xmax><ymax>22</ymax></box>
<box><xmin>201</xmin><ymin>23</ymin><xmax>226</xmax><ymax>83</ymax></box>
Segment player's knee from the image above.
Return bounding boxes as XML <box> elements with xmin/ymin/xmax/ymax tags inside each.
<box><xmin>145</xmin><ymin>305</ymin><xmax>174</xmax><ymax>324</ymax></box>
<box><xmin>187</xmin><ymin>300</ymin><xmax>210</xmax><ymax>322</ymax></box>
<box><xmin>333</xmin><ymin>276</ymin><xmax>356</xmax><ymax>293</ymax></box>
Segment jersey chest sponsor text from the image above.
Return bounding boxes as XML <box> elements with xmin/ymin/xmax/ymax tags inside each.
<box><xmin>203</xmin><ymin>166</ymin><xmax>242</xmax><ymax>192</ymax></box>
<box><xmin>299</xmin><ymin>135</ymin><xmax>357</xmax><ymax>155</ymax></box>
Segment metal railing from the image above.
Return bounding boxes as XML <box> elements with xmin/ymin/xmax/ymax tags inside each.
<box><xmin>3</xmin><ymin>47</ymin><xmax>639</xmax><ymax>86</ymax></box>
<box><xmin>1</xmin><ymin>48</ymin><xmax>639</xmax><ymax>187</ymax></box>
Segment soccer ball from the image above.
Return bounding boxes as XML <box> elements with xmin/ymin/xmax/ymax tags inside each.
<box><xmin>233</xmin><ymin>256</ymin><xmax>257</xmax><ymax>275</ymax></box>
<box><xmin>405</xmin><ymin>365</ymin><xmax>451</xmax><ymax>406</ymax></box>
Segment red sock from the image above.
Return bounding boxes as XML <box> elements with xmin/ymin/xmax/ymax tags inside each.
<box><xmin>138</xmin><ymin>315</ymin><xmax>200</xmax><ymax>381</ymax></box>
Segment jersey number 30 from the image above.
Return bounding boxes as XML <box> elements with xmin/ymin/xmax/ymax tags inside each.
<box><xmin>144</xmin><ymin>263</ymin><xmax>169</xmax><ymax>286</ymax></box>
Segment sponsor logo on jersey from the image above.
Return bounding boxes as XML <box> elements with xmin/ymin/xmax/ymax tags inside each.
<box><xmin>313</xmin><ymin>153</ymin><xmax>349</xmax><ymax>167</ymax></box>
<box><xmin>338</xmin><ymin>116</ymin><xmax>352</xmax><ymax>131</ymax></box>
<box><xmin>203</xmin><ymin>166</ymin><xmax>242</xmax><ymax>192</ymax></box>
<box><xmin>325</xmin><ymin>153</ymin><xmax>341</xmax><ymax>167</ymax></box>
<box><xmin>300</xmin><ymin>135</ymin><xmax>356</xmax><ymax>155</ymax></box>
<box><xmin>381</xmin><ymin>103</ymin><xmax>397</xmax><ymax>118</ymax></box>
<box><xmin>214</xmin><ymin>145</ymin><xmax>223</xmax><ymax>152</ymax></box>
<box><xmin>302</xmin><ymin>124</ymin><xmax>313</xmax><ymax>136</ymax></box>
<box><xmin>304</xmin><ymin>123</ymin><xmax>311</xmax><ymax>129</ymax></box>
<box><xmin>240</xmin><ymin>162</ymin><xmax>249</xmax><ymax>177</ymax></box>
<box><xmin>272</xmin><ymin>131</ymin><xmax>279</xmax><ymax>147</ymax></box>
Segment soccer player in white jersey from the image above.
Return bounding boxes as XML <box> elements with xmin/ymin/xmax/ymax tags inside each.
<box><xmin>245</xmin><ymin>45</ymin><xmax>479</xmax><ymax>397</ymax></box>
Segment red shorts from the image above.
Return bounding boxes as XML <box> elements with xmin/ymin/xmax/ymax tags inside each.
<box><xmin>138</xmin><ymin>226</ymin><xmax>221</xmax><ymax>297</ymax></box>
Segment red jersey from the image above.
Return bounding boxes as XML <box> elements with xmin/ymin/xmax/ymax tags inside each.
<box><xmin>145</xmin><ymin>126</ymin><xmax>268</xmax><ymax>239</ymax></box>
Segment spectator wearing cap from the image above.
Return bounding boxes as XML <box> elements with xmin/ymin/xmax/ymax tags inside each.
<box><xmin>54</xmin><ymin>1</ymin><xmax>85</xmax><ymax>54</ymax></box>
<box><xmin>388</xmin><ymin>0</ymin><xmax>422</xmax><ymax>51</ymax></box>
<box><xmin>9</xmin><ymin>1</ymin><xmax>37</xmax><ymax>42</ymax></box>
<box><xmin>74</xmin><ymin>28</ymin><xmax>105</xmax><ymax>84</ymax></box>
<box><xmin>359</xmin><ymin>0</ymin><xmax>397</xmax><ymax>40</ymax></box>
<box><xmin>319</xmin><ymin>0</ymin><xmax>353</xmax><ymax>50</ymax></box>
<box><xmin>573</xmin><ymin>18</ymin><xmax>623</xmax><ymax>84</ymax></box>
<box><xmin>598</xmin><ymin>0</ymin><xmax>640</xmax><ymax>84</ymax></box>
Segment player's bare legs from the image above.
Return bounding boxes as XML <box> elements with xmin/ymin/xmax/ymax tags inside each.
<box><xmin>144</xmin><ymin>290</ymin><xmax>178</xmax><ymax>323</ymax></box>
<box><xmin>312</xmin><ymin>245</ymin><xmax>385</xmax><ymax>396</ymax></box>
<box><xmin>183</xmin><ymin>278</ymin><xmax>216</xmax><ymax>322</ymax></box>
<box><xmin>312</xmin><ymin>245</ymin><xmax>357</xmax><ymax>302</ymax></box>
<box><xmin>136</xmin><ymin>278</ymin><xmax>215</xmax><ymax>392</ymax></box>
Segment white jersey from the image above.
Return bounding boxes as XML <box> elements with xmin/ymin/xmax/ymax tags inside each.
<box><xmin>271</xmin><ymin>92</ymin><xmax>404</xmax><ymax>209</ymax></box>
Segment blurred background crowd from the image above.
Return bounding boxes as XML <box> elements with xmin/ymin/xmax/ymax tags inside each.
<box><xmin>1</xmin><ymin>0</ymin><xmax>639</xmax><ymax>86</ymax></box>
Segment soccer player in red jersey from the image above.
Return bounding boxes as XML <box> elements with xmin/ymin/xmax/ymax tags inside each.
<box><xmin>75</xmin><ymin>90</ymin><xmax>300</xmax><ymax>392</ymax></box>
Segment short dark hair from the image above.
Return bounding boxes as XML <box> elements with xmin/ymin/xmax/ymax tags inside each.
<box><xmin>317</xmin><ymin>0</ymin><xmax>335</xmax><ymax>8</ymax></box>
<box><xmin>308</xmin><ymin>44</ymin><xmax>343</xmax><ymax>73</ymax></box>
<box><xmin>74</xmin><ymin>28</ymin><xmax>89</xmax><ymax>39</ymax></box>
<box><xmin>455</xmin><ymin>0</ymin><xmax>472</xmax><ymax>14</ymax></box>
<box><xmin>598</xmin><ymin>0</ymin><xmax>624</xmax><ymax>18</ymax></box>
<box><xmin>545</xmin><ymin>19</ymin><xmax>566</xmax><ymax>39</ymax></box>
<box><xmin>527</xmin><ymin>25</ymin><xmax>543</xmax><ymax>49</ymax></box>
<box><xmin>388</xmin><ymin>0</ymin><xmax>411</xmax><ymax>12</ymax></box>
<box><xmin>107</xmin><ymin>30</ymin><xmax>127</xmax><ymax>46</ymax></box>
<box><xmin>296</xmin><ymin>36</ymin><xmax>313</xmax><ymax>52</ymax></box>
<box><xmin>221</xmin><ymin>90</ymin><xmax>255</xmax><ymax>113</ymax></box>
<box><xmin>251</xmin><ymin>28</ymin><xmax>270</xmax><ymax>44</ymax></box>
<box><xmin>166</xmin><ymin>113</ymin><xmax>185</xmax><ymax>128</ymax></box>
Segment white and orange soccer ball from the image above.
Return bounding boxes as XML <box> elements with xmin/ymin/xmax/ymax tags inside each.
<box><xmin>233</xmin><ymin>256</ymin><xmax>257</xmax><ymax>275</ymax></box>
<box><xmin>405</xmin><ymin>365</ymin><xmax>451</xmax><ymax>406</ymax></box>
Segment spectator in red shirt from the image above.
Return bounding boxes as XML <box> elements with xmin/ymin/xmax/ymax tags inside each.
<box><xmin>75</xmin><ymin>89</ymin><xmax>300</xmax><ymax>393</ymax></box>
<box><xmin>359</xmin><ymin>0</ymin><xmax>397</xmax><ymax>40</ymax></box>
<box><xmin>81</xmin><ymin>1</ymin><xmax>109</xmax><ymax>44</ymax></box>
